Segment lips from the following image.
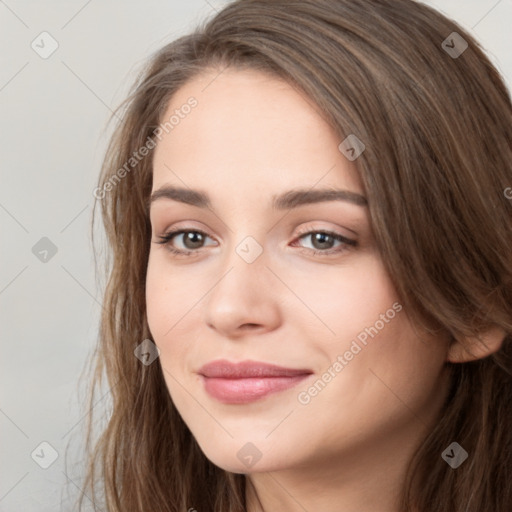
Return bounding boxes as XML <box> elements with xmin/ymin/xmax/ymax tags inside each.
<box><xmin>198</xmin><ymin>359</ymin><xmax>313</xmax><ymax>404</ymax></box>
<box><xmin>198</xmin><ymin>359</ymin><xmax>313</xmax><ymax>378</ymax></box>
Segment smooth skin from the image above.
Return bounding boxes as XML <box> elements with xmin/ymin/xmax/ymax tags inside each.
<box><xmin>145</xmin><ymin>68</ymin><xmax>504</xmax><ymax>512</ymax></box>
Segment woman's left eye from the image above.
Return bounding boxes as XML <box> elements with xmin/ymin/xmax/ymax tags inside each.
<box><xmin>292</xmin><ymin>230</ymin><xmax>357</xmax><ymax>255</ymax></box>
<box><xmin>154</xmin><ymin>229</ymin><xmax>357</xmax><ymax>258</ymax></box>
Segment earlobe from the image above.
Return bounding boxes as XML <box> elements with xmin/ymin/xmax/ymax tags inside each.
<box><xmin>447</xmin><ymin>326</ymin><xmax>507</xmax><ymax>363</ymax></box>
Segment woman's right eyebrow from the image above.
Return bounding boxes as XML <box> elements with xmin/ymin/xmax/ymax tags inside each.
<box><xmin>148</xmin><ymin>185</ymin><xmax>368</xmax><ymax>211</ymax></box>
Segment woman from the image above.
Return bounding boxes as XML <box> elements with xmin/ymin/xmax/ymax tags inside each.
<box><xmin>81</xmin><ymin>0</ymin><xmax>512</xmax><ymax>510</ymax></box>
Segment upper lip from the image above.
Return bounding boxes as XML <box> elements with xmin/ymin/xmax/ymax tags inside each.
<box><xmin>198</xmin><ymin>359</ymin><xmax>313</xmax><ymax>378</ymax></box>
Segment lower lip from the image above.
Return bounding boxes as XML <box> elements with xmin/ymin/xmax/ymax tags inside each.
<box><xmin>201</xmin><ymin>374</ymin><xmax>311</xmax><ymax>404</ymax></box>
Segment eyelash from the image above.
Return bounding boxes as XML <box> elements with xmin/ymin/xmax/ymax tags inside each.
<box><xmin>154</xmin><ymin>227</ymin><xmax>357</xmax><ymax>258</ymax></box>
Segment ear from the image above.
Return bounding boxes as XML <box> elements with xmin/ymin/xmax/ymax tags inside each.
<box><xmin>447</xmin><ymin>325</ymin><xmax>507</xmax><ymax>363</ymax></box>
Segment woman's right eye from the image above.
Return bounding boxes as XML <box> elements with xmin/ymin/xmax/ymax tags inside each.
<box><xmin>154</xmin><ymin>229</ymin><xmax>216</xmax><ymax>257</ymax></box>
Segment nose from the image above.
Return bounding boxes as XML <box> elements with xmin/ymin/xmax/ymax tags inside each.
<box><xmin>204</xmin><ymin>247</ymin><xmax>282</xmax><ymax>338</ymax></box>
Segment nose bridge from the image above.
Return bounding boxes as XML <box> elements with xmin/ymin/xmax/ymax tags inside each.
<box><xmin>215</xmin><ymin>233</ymin><xmax>268</xmax><ymax>295</ymax></box>
<box><xmin>204</xmin><ymin>232</ymin><xmax>281</xmax><ymax>334</ymax></box>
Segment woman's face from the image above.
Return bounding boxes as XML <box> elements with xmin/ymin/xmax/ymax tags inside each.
<box><xmin>146</xmin><ymin>68</ymin><xmax>451</xmax><ymax>475</ymax></box>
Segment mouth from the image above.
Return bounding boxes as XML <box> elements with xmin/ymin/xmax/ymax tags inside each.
<box><xmin>198</xmin><ymin>359</ymin><xmax>313</xmax><ymax>404</ymax></box>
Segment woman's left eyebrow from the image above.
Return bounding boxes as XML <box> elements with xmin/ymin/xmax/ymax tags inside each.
<box><xmin>149</xmin><ymin>185</ymin><xmax>368</xmax><ymax>210</ymax></box>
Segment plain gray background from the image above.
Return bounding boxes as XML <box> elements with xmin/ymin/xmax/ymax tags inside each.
<box><xmin>1</xmin><ymin>1</ymin><xmax>511</xmax><ymax>510</ymax></box>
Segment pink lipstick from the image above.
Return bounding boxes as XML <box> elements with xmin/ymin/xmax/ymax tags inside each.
<box><xmin>198</xmin><ymin>359</ymin><xmax>313</xmax><ymax>404</ymax></box>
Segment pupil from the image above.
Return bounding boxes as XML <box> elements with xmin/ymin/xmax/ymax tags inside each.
<box><xmin>313</xmin><ymin>233</ymin><xmax>332</xmax><ymax>249</ymax></box>
<box><xmin>185</xmin><ymin>232</ymin><xmax>203</xmax><ymax>249</ymax></box>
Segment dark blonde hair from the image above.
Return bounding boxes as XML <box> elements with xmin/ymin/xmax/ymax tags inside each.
<box><xmin>78</xmin><ymin>0</ymin><xmax>512</xmax><ymax>510</ymax></box>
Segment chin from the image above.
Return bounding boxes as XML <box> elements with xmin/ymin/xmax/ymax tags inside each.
<box><xmin>197</xmin><ymin>438</ymin><xmax>295</xmax><ymax>475</ymax></box>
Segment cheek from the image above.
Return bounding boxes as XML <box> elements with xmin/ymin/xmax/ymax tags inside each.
<box><xmin>298</xmin><ymin>257</ymin><xmax>446</xmax><ymax>412</ymax></box>
<box><xmin>145</xmin><ymin>258</ymin><xmax>170</xmax><ymax>339</ymax></box>
<box><xmin>320</xmin><ymin>309</ymin><xmax>448</xmax><ymax>424</ymax></box>
<box><xmin>297</xmin><ymin>315</ymin><xmax>448</xmax><ymax>460</ymax></box>
<box><xmin>145</xmin><ymin>260</ymin><xmax>194</xmax><ymax>405</ymax></box>
<box><xmin>145</xmin><ymin>254</ymin><xmax>198</xmax><ymax>341</ymax></box>
<box><xmin>145</xmin><ymin>255</ymin><xmax>206</xmax><ymax>384</ymax></box>
<box><xmin>290</xmin><ymin>254</ymin><xmax>400</xmax><ymax>345</ymax></box>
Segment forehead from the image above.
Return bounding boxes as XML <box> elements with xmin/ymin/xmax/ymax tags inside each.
<box><xmin>152</xmin><ymin>68</ymin><xmax>363</xmax><ymax>197</ymax></box>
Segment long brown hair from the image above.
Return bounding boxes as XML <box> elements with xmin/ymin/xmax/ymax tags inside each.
<box><xmin>77</xmin><ymin>0</ymin><xmax>512</xmax><ymax>510</ymax></box>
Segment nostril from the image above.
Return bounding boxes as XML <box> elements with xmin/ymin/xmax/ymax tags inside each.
<box><xmin>241</xmin><ymin>323</ymin><xmax>260</xmax><ymax>330</ymax></box>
